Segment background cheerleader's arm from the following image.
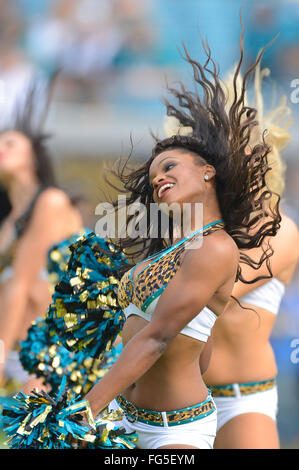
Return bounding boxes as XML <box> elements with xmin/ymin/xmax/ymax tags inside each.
<box><xmin>0</xmin><ymin>189</ymin><xmax>81</xmax><ymax>378</ymax></box>
<box><xmin>85</xmin><ymin>235</ymin><xmax>239</xmax><ymax>418</ymax></box>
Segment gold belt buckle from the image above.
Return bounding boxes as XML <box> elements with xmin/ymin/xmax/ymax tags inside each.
<box><xmin>124</xmin><ymin>400</ymin><xmax>138</xmax><ymax>423</ymax></box>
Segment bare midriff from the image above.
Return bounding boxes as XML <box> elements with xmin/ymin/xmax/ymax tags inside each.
<box><xmin>121</xmin><ymin>314</ymin><xmax>209</xmax><ymax>412</ymax></box>
<box><xmin>203</xmin><ymin>300</ymin><xmax>278</xmax><ymax>386</ymax></box>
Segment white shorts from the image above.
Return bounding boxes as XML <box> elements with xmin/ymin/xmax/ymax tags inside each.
<box><xmin>213</xmin><ymin>384</ymin><xmax>278</xmax><ymax>432</ymax></box>
<box><xmin>108</xmin><ymin>394</ymin><xmax>217</xmax><ymax>449</ymax></box>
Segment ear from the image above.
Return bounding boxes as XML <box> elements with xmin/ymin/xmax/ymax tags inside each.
<box><xmin>204</xmin><ymin>164</ymin><xmax>216</xmax><ymax>181</ymax></box>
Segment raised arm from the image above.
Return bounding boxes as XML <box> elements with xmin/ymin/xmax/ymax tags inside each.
<box><xmin>85</xmin><ymin>235</ymin><xmax>239</xmax><ymax>417</ymax></box>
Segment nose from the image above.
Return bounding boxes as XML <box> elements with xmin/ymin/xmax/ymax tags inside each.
<box><xmin>152</xmin><ymin>173</ymin><xmax>165</xmax><ymax>190</ymax></box>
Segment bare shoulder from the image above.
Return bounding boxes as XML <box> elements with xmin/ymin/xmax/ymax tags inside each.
<box><xmin>272</xmin><ymin>212</ymin><xmax>299</xmax><ymax>254</ymax></box>
<box><xmin>185</xmin><ymin>229</ymin><xmax>239</xmax><ymax>276</ymax></box>
<box><xmin>204</xmin><ymin>229</ymin><xmax>239</xmax><ymax>261</ymax></box>
<box><xmin>27</xmin><ymin>187</ymin><xmax>82</xmax><ymax>234</ymax></box>
<box><xmin>34</xmin><ymin>187</ymin><xmax>73</xmax><ymax>213</ymax></box>
<box><xmin>279</xmin><ymin>213</ymin><xmax>299</xmax><ymax>238</ymax></box>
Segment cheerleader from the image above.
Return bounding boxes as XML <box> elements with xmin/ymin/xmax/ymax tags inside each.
<box><xmin>0</xmin><ymin>76</ymin><xmax>82</xmax><ymax>393</ymax></box>
<box><xmin>202</xmin><ymin>61</ymin><xmax>299</xmax><ymax>449</ymax></box>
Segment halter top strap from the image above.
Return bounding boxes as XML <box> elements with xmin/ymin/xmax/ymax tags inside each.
<box><xmin>129</xmin><ymin>219</ymin><xmax>224</xmax><ymax>282</ymax></box>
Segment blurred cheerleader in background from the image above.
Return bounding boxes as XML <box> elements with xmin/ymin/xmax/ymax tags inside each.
<box><xmin>0</xmin><ymin>75</ymin><xmax>82</xmax><ymax>394</ymax></box>
<box><xmin>201</xmin><ymin>61</ymin><xmax>299</xmax><ymax>449</ymax></box>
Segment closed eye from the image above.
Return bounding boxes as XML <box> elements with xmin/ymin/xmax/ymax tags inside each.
<box><xmin>149</xmin><ymin>159</ymin><xmax>178</xmax><ymax>189</ymax></box>
<box><xmin>163</xmin><ymin>161</ymin><xmax>176</xmax><ymax>172</ymax></box>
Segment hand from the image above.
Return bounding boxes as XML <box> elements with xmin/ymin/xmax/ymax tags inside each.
<box><xmin>68</xmin><ymin>412</ymin><xmax>96</xmax><ymax>449</ymax></box>
<box><xmin>68</xmin><ymin>436</ymin><xmax>89</xmax><ymax>449</ymax></box>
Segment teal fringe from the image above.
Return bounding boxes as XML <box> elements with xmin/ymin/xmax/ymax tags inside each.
<box><xmin>46</xmin><ymin>232</ymin><xmax>128</xmax><ymax>358</ymax></box>
<box><xmin>19</xmin><ymin>316</ymin><xmax>123</xmax><ymax>395</ymax></box>
<box><xmin>1</xmin><ymin>377</ymin><xmax>137</xmax><ymax>449</ymax></box>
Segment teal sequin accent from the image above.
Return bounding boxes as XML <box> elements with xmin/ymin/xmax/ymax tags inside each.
<box><xmin>118</xmin><ymin>221</ymin><xmax>225</xmax><ymax>312</ymax></box>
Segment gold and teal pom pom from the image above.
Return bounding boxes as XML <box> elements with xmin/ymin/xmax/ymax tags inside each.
<box><xmin>47</xmin><ymin>229</ymin><xmax>91</xmax><ymax>293</ymax></box>
<box><xmin>46</xmin><ymin>232</ymin><xmax>128</xmax><ymax>359</ymax></box>
<box><xmin>19</xmin><ymin>317</ymin><xmax>69</xmax><ymax>393</ymax></box>
<box><xmin>1</xmin><ymin>377</ymin><xmax>137</xmax><ymax>449</ymax></box>
<box><xmin>19</xmin><ymin>317</ymin><xmax>123</xmax><ymax>396</ymax></box>
<box><xmin>88</xmin><ymin>407</ymin><xmax>138</xmax><ymax>449</ymax></box>
<box><xmin>1</xmin><ymin>377</ymin><xmax>96</xmax><ymax>449</ymax></box>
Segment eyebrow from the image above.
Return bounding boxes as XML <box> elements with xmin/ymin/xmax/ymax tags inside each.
<box><xmin>149</xmin><ymin>156</ymin><xmax>178</xmax><ymax>181</ymax></box>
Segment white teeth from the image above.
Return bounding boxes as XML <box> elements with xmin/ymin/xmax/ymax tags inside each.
<box><xmin>158</xmin><ymin>183</ymin><xmax>174</xmax><ymax>198</ymax></box>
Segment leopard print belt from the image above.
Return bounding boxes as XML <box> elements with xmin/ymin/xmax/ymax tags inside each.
<box><xmin>116</xmin><ymin>393</ymin><xmax>216</xmax><ymax>427</ymax></box>
<box><xmin>209</xmin><ymin>378</ymin><xmax>276</xmax><ymax>398</ymax></box>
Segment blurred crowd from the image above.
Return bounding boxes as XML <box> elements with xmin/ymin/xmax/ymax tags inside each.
<box><xmin>244</xmin><ymin>1</ymin><xmax>299</xmax><ymax>81</ymax></box>
<box><xmin>0</xmin><ymin>0</ymin><xmax>160</xmax><ymax>108</ymax></box>
<box><xmin>1</xmin><ymin>1</ymin><xmax>299</xmax><ymax>105</ymax></box>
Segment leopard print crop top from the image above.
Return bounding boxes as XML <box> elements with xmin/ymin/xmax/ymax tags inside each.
<box><xmin>118</xmin><ymin>220</ymin><xmax>225</xmax><ymax>342</ymax></box>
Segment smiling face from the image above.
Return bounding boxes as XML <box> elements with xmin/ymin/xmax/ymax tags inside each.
<box><xmin>0</xmin><ymin>131</ymin><xmax>36</xmax><ymax>182</ymax></box>
<box><xmin>149</xmin><ymin>148</ymin><xmax>215</xmax><ymax>207</ymax></box>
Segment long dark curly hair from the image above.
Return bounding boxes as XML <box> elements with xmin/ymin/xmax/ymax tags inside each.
<box><xmin>0</xmin><ymin>73</ymin><xmax>57</xmax><ymax>224</ymax></box>
<box><xmin>105</xmin><ymin>28</ymin><xmax>281</xmax><ymax>284</ymax></box>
